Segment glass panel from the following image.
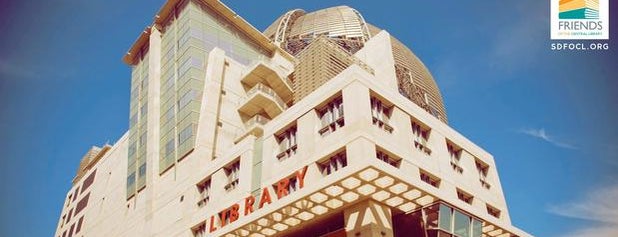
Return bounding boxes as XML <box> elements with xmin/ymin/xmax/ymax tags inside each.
<box><xmin>453</xmin><ymin>210</ymin><xmax>470</xmax><ymax>237</ymax></box>
<box><xmin>472</xmin><ymin>219</ymin><xmax>482</xmax><ymax>237</ymax></box>
<box><xmin>438</xmin><ymin>204</ymin><xmax>452</xmax><ymax>232</ymax></box>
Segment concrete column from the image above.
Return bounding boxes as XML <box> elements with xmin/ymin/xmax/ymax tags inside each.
<box><xmin>342</xmin><ymin>80</ymin><xmax>372</xmax><ymax>129</ymax></box>
<box><xmin>344</xmin><ymin>200</ymin><xmax>394</xmax><ymax>237</ymax></box>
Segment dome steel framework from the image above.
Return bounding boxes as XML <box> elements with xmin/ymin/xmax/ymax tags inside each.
<box><xmin>264</xmin><ymin>6</ymin><xmax>448</xmax><ymax>123</ymax></box>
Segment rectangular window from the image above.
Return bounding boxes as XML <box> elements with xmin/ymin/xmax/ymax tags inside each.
<box><xmin>128</xmin><ymin>142</ymin><xmax>137</xmax><ymax>157</ymax></box>
<box><xmin>376</xmin><ymin>149</ymin><xmax>401</xmax><ymax>168</ymax></box>
<box><xmin>456</xmin><ymin>189</ymin><xmax>473</xmax><ymax>205</ymax></box>
<box><xmin>196</xmin><ymin>178</ymin><xmax>211</xmax><ymax>207</ymax></box>
<box><xmin>371</xmin><ymin>97</ymin><xmax>393</xmax><ymax>133</ymax></box>
<box><xmin>178</xmin><ymin>124</ymin><xmax>194</xmax><ymax>145</ymax></box>
<box><xmin>318</xmin><ymin>97</ymin><xmax>344</xmax><ymax>136</ymax></box>
<box><xmin>140</xmin><ymin>102</ymin><xmax>148</xmax><ymax>117</ymax></box>
<box><xmin>138</xmin><ymin>163</ymin><xmax>147</xmax><ymax>177</ymax></box>
<box><xmin>66</xmin><ymin>208</ymin><xmax>73</xmax><ymax>223</ymax></box>
<box><xmin>475</xmin><ymin>159</ymin><xmax>491</xmax><ymax>189</ymax></box>
<box><xmin>487</xmin><ymin>204</ymin><xmax>501</xmax><ymax>219</ymax></box>
<box><xmin>447</xmin><ymin>141</ymin><xmax>463</xmax><ymax>174</ymax></box>
<box><xmin>75</xmin><ymin>216</ymin><xmax>84</xmax><ymax>234</ymax></box>
<box><xmin>163</xmin><ymin>105</ymin><xmax>175</xmax><ymax>122</ymax></box>
<box><xmin>127</xmin><ymin>173</ymin><xmax>136</xmax><ymax>185</ymax></box>
<box><xmin>139</xmin><ymin>132</ymin><xmax>148</xmax><ymax>148</ymax></box>
<box><xmin>319</xmin><ymin>151</ymin><xmax>347</xmax><ymax>176</ymax></box>
<box><xmin>178</xmin><ymin>89</ymin><xmax>198</xmax><ymax>109</ymax></box>
<box><xmin>67</xmin><ymin>223</ymin><xmax>75</xmax><ymax>237</ymax></box>
<box><xmin>192</xmin><ymin>222</ymin><xmax>207</xmax><ymax>237</ymax></box>
<box><xmin>74</xmin><ymin>193</ymin><xmax>90</xmax><ymax>216</ymax></box>
<box><xmin>165</xmin><ymin>139</ymin><xmax>175</xmax><ymax>156</ymax></box>
<box><xmin>454</xmin><ymin>210</ymin><xmax>471</xmax><ymax>237</ymax></box>
<box><xmin>420</xmin><ymin>170</ymin><xmax>440</xmax><ymax>188</ymax></box>
<box><xmin>438</xmin><ymin>204</ymin><xmax>452</xmax><ymax>231</ymax></box>
<box><xmin>276</xmin><ymin>126</ymin><xmax>297</xmax><ymax>160</ymax></box>
<box><xmin>472</xmin><ymin>219</ymin><xmax>482</xmax><ymax>237</ymax></box>
<box><xmin>224</xmin><ymin>160</ymin><xmax>240</xmax><ymax>191</ymax></box>
<box><xmin>412</xmin><ymin>119</ymin><xmax>431</xmax><ymax>155</ymax></box>
<box><xmin>129</xmin><ymin>114</ymin><xmax>137</xmax><ymax>128</ymax></box>
<box><xmin>73</xmin><ymin>187</ymin><xmax>79</xmax><ymax>201</ymax></box>
<box><xmin>81</xmin><ymin>170</ymin><xmax>96</xmax><ymax>194</ymax></box>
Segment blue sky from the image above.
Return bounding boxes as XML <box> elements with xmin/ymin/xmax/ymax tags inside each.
<box><xmin>0</xmin><ymin>0</ymin><xmax>616</xmax><ymax>236</ymax></box>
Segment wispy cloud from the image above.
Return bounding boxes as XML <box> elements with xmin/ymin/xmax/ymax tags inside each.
<box><xmin>548</xmin><ymin>184</ymin><xmax>618</xmax><ymax>237</ymax></box>
<box><xmin>519</xmin><ymin>128</ymin><xmax>577</xmax><ymax>149</ymax></box>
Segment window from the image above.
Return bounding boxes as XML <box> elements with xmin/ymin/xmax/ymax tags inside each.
<box><xmin>487</xmin><ymin>204</ymin><xmax>501</xmax><ymax>219</ymax></box>
<box><xmin>73</xmin><ymin>187</ymin><xmax>79</xmax><ymax>201</ymax></box>
<box><xmin>75</xmin><ymin>216</ymin><xmax>84</xmax><ymax>234</ymax></box>
<box><xmin>66</xmin><ymin>208</ymin><xmax>73</xmax><ymax>223</ymax></box>
<box><xmin>128</xmin><ymin>142</ymin><xmax>137</xmax><ymax>157</ymax></box>
<box><xmin>178</xmin><ymin>125</ymin><xmax>194</xmax><ymax>145</ymax></box>
<box><xmin>423</xmin><ymin>203</ymin><xmax>483</xmax><ymax>237</ymax></box>
<box><xmin>454</xmin><ymin>210</ymin><xmax>471</xmax><ymax>237</ymax></box>
<box><xmin>447</xmin><ymin>141</ymin><xmax>463</xmax><ymax>174</ymax></box>
<box><xmin>192</xmin><ymin>222</ymin><xmax>206</xmax><ymax>237</ymax></box>
<box><xmin>74</xmin><ymin>193</ymin><xmax>90</xmax><ymax>216</ymax></box>
<box><xmin>319</xmin><ymin>152</ymin><xmax>347</xmax><ymax>176</ymax></box>
<box><xmin>224</xmin><ymin>160</ymin><xmax>240</xmax><ymax>191</ymax></box>
<box><xmin>276</xmin><ymin>126</ymin><xmax>297</xmax><ymax>160</ymax></box>
<box><xmin>412</xmin><ymin>120</ymin><xmax>431</xmax><ymax>155</ymax></box>
<box><xmin>165</xmin><ymin>139</ymin><xmax>175</xmax><ymax>156</ymax></box>
<box><xmin>67</xmin><ymin>223</ymin><xmax>75</xmax><ymax>237</ymax></box>
<box><xmin>371</xmin><ymin>97</ymin><xmax>393</xmax><ymax>133</ymax></box>
<box><xmin>129</xmin><ymin>114</ymin><xmax>137</xmax><ymax>127</ymax></box>
<box><xmin>127</xmin><ymin>172</ymin><xmax>136</xmax><ymax>194</ymax></box>
<box><xmin>138</xmin><ymin>163</ymin><xmax>147</xmax><ymax>178</ymax></box>
<box><xmin>196</xmin><ymin>178</ymin><xmax>211</xmax><ymax>207</ymax></box>
<box><xmin>376</xmin><ymin>149</ymin><xmax>400</xmax><ymax>168</ymax></box>
<box><xmin>81</xmin><ymin>170</ymin><xmax>96</xmax><ymax>194</ymax></box>
<box><xmin>456</xmin><ymin>189</ymin><xmax>473</xmax><ymax>205</ymax></box>
<box><xmin>140</xmin><ymin>102</ymin><xmax>148</xmax><ymax>117</ymax></box>
<box><xmin>420</xmin><ymin>170</ymin><xmax>440</xmax><ymax>188</ymax></box>
<box><xmin>139</xmin><ymin>132</ymin><xmax>147</xmax><ymax>148</ymax></box>
<box><xmin>178</xmin><ymin>89</ymin><xmax>199</xmax><ymax>109</ymax></box>
<box><xmin>318</xmin><ymin>97</ymin><xmax>344</xmax><ymax>136</ymax></box>
<box><xmin>164</xmin><ymin>106</ymin><xmax>175</xmax><ymax>121</ymax></box>
<box><xmin>475</xmin><ymin>159</ymin><xmax>491</xmax><ymax>189</ymax></box>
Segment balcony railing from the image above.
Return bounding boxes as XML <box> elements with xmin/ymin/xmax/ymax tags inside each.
<box><xmin>238</xmin><ymin>83</ymin><xmax>288</xmax><ymax>118</ymax></box>
<box><xmin>245</xmin><ymin>114</ymin><xmax>270</xmax><ymax>128</ymax></box>
<box><xmin>241</xmin><ymin>62</ymin><xmax>294</xmax><ymax>102</ymax></box>
<box><xmin>246</xmin><ymin>83</ymin><xmax>288</xmax><ymax>110</ymax></box>
<box><xmin>235</xmin><ymin>114</ymin><xmax>271</xmax><ymax>143</ymax></box>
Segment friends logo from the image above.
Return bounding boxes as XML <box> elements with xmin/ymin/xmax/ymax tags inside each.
<box><xmin>551</xmin><ymin>0</ymin><xmax>609</xmax><ymax>39</ymax></box>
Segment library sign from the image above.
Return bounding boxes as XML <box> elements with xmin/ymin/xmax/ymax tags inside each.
<box><xmin>206</xmin><ymin>166</ymin><xmax>308</xmax><ymax>233</ymax></box>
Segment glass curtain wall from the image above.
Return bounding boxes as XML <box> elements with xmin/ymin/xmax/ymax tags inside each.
<box><xmin>158</xmin><ymin>0</ymin><xmax>267</xmax><ymax>173</ymax></box>
<box><xmin>127</xmin><ymin>46</ymin><xmax>149</xmax><ymax>199</ymax></box>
